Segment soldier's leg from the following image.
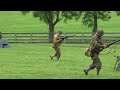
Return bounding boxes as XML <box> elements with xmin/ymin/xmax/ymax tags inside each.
<box><xmin>84</xmin><ymin>53</ymin><xmax>96</xmax><ymax>75</ymax></box>
<box><xmin>51</xmin><ymin>46</ymin><xmax>60</xmax><ymax>60</ymax></box>
<box><xmin>57</xmin><ymin>46</ymin><xmax>61</xmax><ymax>60</ymax></box>
<box><xmin>95</xmin><ymin>55</ymin><xmax>102</xmax><ymax>76</ymax></box>
<box><xmin>84</xmin><ymin>68</ymin><xmax>92</xmax><ymax>75</ymax></box>
<box><xmin>84</xmin><ymin>63</ymin><xmax>96</xmax><ymax>75</ymax></box>
<box><xmin>50</xmin><ymin>47</ymin><xmax>58</xmax><ymax>60</ymax></box>
<box><xmin>96</xmin><ymin>67</ymin><xmax>101</xmax><ymax>76</ymax></box>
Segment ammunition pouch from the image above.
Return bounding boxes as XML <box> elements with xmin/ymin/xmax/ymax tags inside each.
<box><xmin>85</xmin><ymin>48</ymin><xmax>92</xmax><ymax>57</ymax></box>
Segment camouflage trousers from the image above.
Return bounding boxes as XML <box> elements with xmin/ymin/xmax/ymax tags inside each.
<box><xmin>90</xmin><ymin>53</ymin><xmax>102</xmax><ymax>70</ymax></box>
<box><xmin>53</xmin><ymin>45</ymin><xmax>61</xmax><ymax>59</ymax></box>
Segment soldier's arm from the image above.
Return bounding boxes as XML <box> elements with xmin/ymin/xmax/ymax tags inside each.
<box><xmin>99</xmin><ymin>38</ymin><xmax>108</xmax><ymax>48</ymax></box>
<box><xmin>92</xmin><ymin>37</ymin><xmax>105</xmax><ymax>48</ymax></box>
<box><xmin>56</xmin><ymin>39</ymin><xmax>62</xmax><ymax>43</ymax></box>
<box><xmin>55</xmin><ymin>37</ymin><xmax>63</xmax><ymax>43</ymax></box>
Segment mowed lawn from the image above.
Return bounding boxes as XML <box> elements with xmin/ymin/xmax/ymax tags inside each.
<box><xmin>0</xmin><ymin>11</ymin><xmax>120</xmax><ymax>33</ymax></box>
<box><xmin>0</xmin><ymin>44</ymin><xmax>120</xmax><ymax>79</ymax></box>
<box><xmin>0</xmin><ymin>11</ymin><xmax>120</xmax><ymax>79</ymax></box>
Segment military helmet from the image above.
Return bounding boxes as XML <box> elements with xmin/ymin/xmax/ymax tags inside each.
<box><xmin>96</xmin><ymin>30</ymin><xmax>104</xmax><ymax>35</ymax></box>
<box><xmin>57</xmin><ymin>31</ymin><xmax>62</xmax><ymax>34</ymax></box>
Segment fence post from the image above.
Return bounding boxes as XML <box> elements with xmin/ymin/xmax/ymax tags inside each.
<box><xmin>81</xmin><ymin>33</ymin><xmax>84</xmax><ymax>43</ymax></box>
<box><xmin>64</xmin><ymin>33</ymin><xmax>67</xmax><ymax>44</ymax></box>
<box><xmin>14</xmin><ymin>33</ymin><xmax>17</xmax><ymax>43</ymax></box>
<box><xmin>31</xmin><ymin>33</ymin><xmax>33</xmax><ymax>43</ymax></box>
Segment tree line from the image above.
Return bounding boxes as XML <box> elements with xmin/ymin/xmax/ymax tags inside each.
<box><xmin>21</xmin><ymin>11</ymin><xmax>120</xmax><ymax>43</ymax></box>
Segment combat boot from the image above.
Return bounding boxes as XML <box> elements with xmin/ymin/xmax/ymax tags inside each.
<box><xmin>50</xmin><ymin>55</ymin><xmax>53</xmax><ymax>60</ymax></box>
<box><xmin>84</xmin><ymin>69</ymin><xmax>88</xmax><ymax>75</ymax></box>
<box><xmin>96</xmin><ymin>69</ymin><xmax>100</xmax><ymax>76</ymax></box>
<box><xmin>97</xmin><ymin>71</ymin><xmax>99</xmax><ymax>76</ymax></box>
<box><xmin>57</xmin><ymin>57</ymin><xmax>60</xmax><ymax>60</ymax></box>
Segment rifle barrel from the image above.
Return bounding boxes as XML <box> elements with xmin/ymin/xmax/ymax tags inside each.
<box><xmin>107</xmin><ymin>40</ymin><xmax>120</xmax><ymax>47</ymax></box>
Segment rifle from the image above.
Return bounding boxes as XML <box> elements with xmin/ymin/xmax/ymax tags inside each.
<box><xmin>114</xmin><ymin>56</ymin><xmax>120</xmax><ymax>70</ymax></box>
<box><xmin>106</xmin><ymin>40</ymin><xmax>120</xmax><ymax>47</ymax></box>
<box><xmin>100</xmin><ymin>40</ymin><xmax>120</xmax><ymax>52</ymax></box>
<box><xmin>60</xmin><ymin>35</ymin><xmax>76</xmax><ymax>41</ymax></box>
<box><xmin>60</xmin><ymin>36</ymin><xmax>68</xmax><ymax>41</ymax></box>
<box><xmin>85</xmin><ymin>40</ymin><xmax>120</xmax><ymax>57</ymax></box>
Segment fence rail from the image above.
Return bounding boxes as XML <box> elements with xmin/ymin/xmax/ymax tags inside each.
<box><xmin>2</xmin><ymin>32</ymin><xmax>120</xmax><ymax>44</ymax></box>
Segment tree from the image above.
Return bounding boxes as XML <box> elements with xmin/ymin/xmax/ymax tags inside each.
<box><xmin>82</xmin><ymin>11</ymin><xmax>111</xmax><ymax>35</ymax></box>
<box><xmin>61</xmin><ymin>11</ymin><xmax>82</xmax><ymax>22</ymax></box>
<box><xmin>21</xmin><ymin>11</ymin><xmax>82</xmax><ymax>43</ymax></box>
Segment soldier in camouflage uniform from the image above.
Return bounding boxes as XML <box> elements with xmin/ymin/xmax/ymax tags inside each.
<box><xmin>50</xmin><ymin>31</ymin><xmax>64</xmax><ymax>60</ymax></box>
<box><xmin>84</xmin><ymin>30</ymin><xmax>108</xmax><ymax>75</ymax></box>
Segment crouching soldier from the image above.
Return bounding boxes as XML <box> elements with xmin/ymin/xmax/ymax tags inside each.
<box><xmin>84</xmin><ymin>30</ymin><xmax>108</xmax><ymax>75</ymax></box>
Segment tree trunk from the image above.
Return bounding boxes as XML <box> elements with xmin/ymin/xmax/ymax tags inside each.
<box><xmin>48</xmin><ymin>22</ymin><xmax>54</xmax><ymax>43</ymax></box>
<box><xmin>92</xmin><ymin>12</ymin><xmax>97</xmax><ymax>35</ymax></box>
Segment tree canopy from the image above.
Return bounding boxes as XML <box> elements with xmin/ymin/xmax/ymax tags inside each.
<box><xmin>82</xmin><ymin>11</ymin><xmax>111</xmax><ymax>33</ymax></box>
<box><xmin>21</xmin><ymin>11</ymin><xmax>82</xmax><ymax>42</ymax></box>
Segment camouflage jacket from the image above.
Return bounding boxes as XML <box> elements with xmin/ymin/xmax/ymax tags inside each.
<box><xmin>90</xmin><ymin>34</ymin><xmax>104</xmax><ymax>54</ymax></box>
<box><xmin>53</xmin><ymin>34</ymin><xmax>62</xmax><ymax>48</ymax></box>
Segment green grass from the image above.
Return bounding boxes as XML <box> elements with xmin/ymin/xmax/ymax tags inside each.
<box><xmin>0</xmin><ymin>11</ymin><xmax>120</xmax><ymax>79</ymax></box>
<box><xmin>0</xmin><ymin>11</ymin><xmax>120</xmax><ymax>33</ymax></box>
<box><xmin>0</xmin><ymin>44</ymin><xmax>120</xmax><ymax>79</ymax></box>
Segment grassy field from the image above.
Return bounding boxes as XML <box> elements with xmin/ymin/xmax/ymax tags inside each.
<box><xmin>0</xmin><ymin>11</ymin><xmax>120</xmax><ymax>33</ymax></box>
<box><xmin>0</xmin><ymin>44</ymin><xmax>120</xmax><ymax>79</ymax></box>
<box><xmin>0</xmin><ymin>11</ymin><xmax>120</xmax><ymax>79</ymax></box>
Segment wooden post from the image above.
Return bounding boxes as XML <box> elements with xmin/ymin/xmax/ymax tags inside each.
<box><xmin>81</xmin><ymin>33</ymin><xmax>84</xmax><ymax>44</ymax></box>
<box><xmin>64</xmin><ymin>33</ymin><xmax>67</xmax><ymax>44</ymax></box>
<box><xmin>14</xmin><ymin>33</ymin><xmax>17</xmax><ymax>43</ymax></box>
<box><xmin>31</xmin><ymin>33</ymin><xmax>33</xmax><ymax>43</ymax></box>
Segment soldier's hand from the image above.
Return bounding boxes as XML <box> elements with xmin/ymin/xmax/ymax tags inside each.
<box><xmin>103</xmin><ymin>44</ymin><xmax>108</xmax><ymax>48</ymax></box>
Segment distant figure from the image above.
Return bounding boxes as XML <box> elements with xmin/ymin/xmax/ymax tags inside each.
<box><xmin>84</xmin><ymin>30</ymin><xmax>108</xmax><ymax>76</ymax></box>
<box><xmin>50</xmin><ymin>31</ymin><xmax>64</xmax><ymax>60</ymax></box>
<box><xmin>0</xmin><ymin>32</ymin><xmax>10</xmax><ymax>48</ymax></box>
<box><xmin>0</xmin><ymin>32</ymin><xmax>2</xmax><ymax>40</ymax></box>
